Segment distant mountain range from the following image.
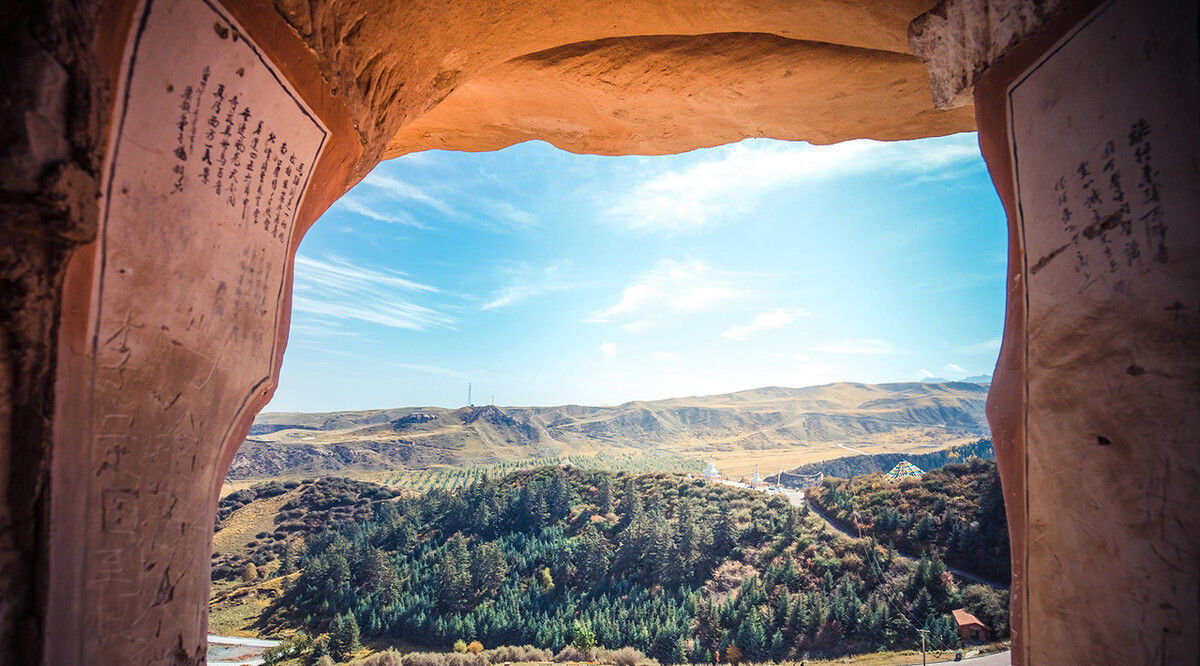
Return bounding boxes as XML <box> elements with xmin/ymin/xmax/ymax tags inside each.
<box><xmin>228</xmin><ymin>382</ymin><xmax>991</xmax><ymax>482</ymax></box>
<box><xmin>921</xmin><ymin>374</ymin><xmax>992</xmax><ymax>384</ymax></box>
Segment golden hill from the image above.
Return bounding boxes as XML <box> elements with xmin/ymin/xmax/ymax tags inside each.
<box><xmin>228</xmin><ymin>381</ymin><xmax>989</xmax><ymax>482</ymax></box>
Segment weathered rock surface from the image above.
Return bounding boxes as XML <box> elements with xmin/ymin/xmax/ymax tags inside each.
<box><xmin>385</xmin><ymin>32</ymin><xmax>975</xmax><ymax>156</ymax></box>
<box><xmin>268</xmin><ymin>0</ymin><xmax>974</xmax><ymax>166</ymax></box>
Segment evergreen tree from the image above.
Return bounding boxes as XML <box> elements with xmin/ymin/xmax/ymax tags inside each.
<box><xmin>783</xmin><ymin>506</ymin><xmax>798</xmax><ymax>544</ymax></box>
<box><xmin>714</xmin><ymin>501</ymin><xmax>739</xmax><ymax>555</ymax></box>
<box><xmin>548</xmin><ymin>467</ymin><xmax>572</xmax><ymax>520</ymax></box>
<box><xmin>620</xmin><ymin>477</ymin><xmax>642</xmax><ymax>522</ymax></box>
<box><xmin>671</xmin><ymin>499</ymin><xmax>699</xmax><ymax>584</ymax></box>
<box><xmin>260</xmin><ymin>467</ymin><xmax>1002</xmax><ymax>662</ymax></box>
<box><xmin>598</xmin><ymin>474</ymin><xmax>615</xmax><ymax>515</ymax></box>
<box><xmin>769</xmin><ymin>629</ymin><xmax>786</xmax><ymax>662</ymax></box>
<box><xmin>574</xmin><ymin>523</ymin><xmax>612</xmax><ymax>586</ymax></box>
<box><xmin>471</xmin><ymin>541</ymin><xmax>508</xmax><ymax>595</ymax></box>
<box><xmin>329</xmin><ymin>612</ymin><xmax>360</xmax><ymax>661</ymax></box>
<box><xmin>439</xmin><ymin>534</ymin><xmax>473</xmax><ymax>611</ymax></box>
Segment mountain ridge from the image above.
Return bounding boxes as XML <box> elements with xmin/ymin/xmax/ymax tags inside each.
<box><xmin>229</xmin><ymin>382</ymin><xmax>991</xmax><ymax>482</ymax></box>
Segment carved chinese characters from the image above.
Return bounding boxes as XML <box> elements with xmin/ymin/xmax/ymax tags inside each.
<box><xmin>87</xmin><ymin>0</ymin><xmax>326</xmax><ymax>660</ymax></box>
<box><xmin>1007</xmin><ymin>0</ymin><xmax>1199</xmax><ymax>662</ymax></box>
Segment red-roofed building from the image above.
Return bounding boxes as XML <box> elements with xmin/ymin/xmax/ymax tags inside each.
<box><xmin>952</xmin><ymin>608</ymin><xmax>992</xmax><ymax>644</ymax></box>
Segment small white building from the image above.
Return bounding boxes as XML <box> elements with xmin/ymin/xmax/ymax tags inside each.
<box><xmin>702</xmin><ymin>460</ymin><xmax>721</xmax><ymax>482</ymax></box>
<box><xmin>749</xmin><ymin>464</ymin><xmax>766</xmax><ymax>489</ymax></box>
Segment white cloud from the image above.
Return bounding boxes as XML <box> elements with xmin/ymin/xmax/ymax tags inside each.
<box><xmin>944</xmin><ymin>363</ymin><xmax>967</xmax><ymax>375</ymax></box>
<box><xmin>359</xmin><ymin>172</ymin><xmax>457</xmax><ymax>217</ymax></box>
<box><xmin>606</xmin><ymin>134</ymin><xmax>981</xmax><ymax>233</ymax></box>
<box><xmin>599</xmin><ymin>342</ymin><xmax>618</xmax><ymax>359</ymax></box>
<box><xmin>811</xmin><ymin>339</ymin><xmax>897</xmax><ymax>355</ymax></box>
<box><xmin>653</xmin><ymin>351</ymin><xmax>680</xmax><ymax>362</ymax></box>
<box><xmin>722</xmin><ymin>307</ymin><xmax>812</xmax><ymax>341</ymax></box>
<box><xmin>292</xmin><ymin>254</ymin><xmax>454</xmax><ymax>332</ymax></box>
<box><xmin>485</xmin><ymin>200</ymin><xmax>538</xmax><ymax>229</ymax></box>
<box><xmin>916</xmin><ymin>368</ymin><xmax>935</xmax><ymax>379</ymax></box>
<box><xmin>589</xmin><ymin>259</ymin><xmax>743</xmax><ymax>329</ymax></box>
<box><xmin>334</xmin><ymin>195</ymin><xmax>431</xmax><ymax>229</ymax></box>
<box><xmin>295</xmin><ymin>255</ymin><xmax>438</xmax><ymax>294</ymax></box>
<box><xmin>482</xmin><ymin>261</ymin><xmax>581</xmax><ymax>310</ymax></box>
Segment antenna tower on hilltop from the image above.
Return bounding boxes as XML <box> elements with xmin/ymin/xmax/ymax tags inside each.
<box><xmin>468</xmin><ymin>382</ymin><xmax>472</xmax><ymax>407</ymax></box>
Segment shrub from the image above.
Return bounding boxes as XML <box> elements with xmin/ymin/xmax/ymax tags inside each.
<box><xmin>466</xmin><ymin>641</ymin><xmax>484</xmax><ymax>655</ymax></box>
<box><xmin>351</xmin><ymin>649</ymin><xmax>404</xmax><ymax>666</ymax></box>
<box><xmin>724</xmin><ymin>645</ymin><xmax>742</xmax><ymax>666</ymax></box>
<box><xmin>453</xmin><ymin>640</ymin><xmax>468</xmax><ymax>654</ymax></box>
<box><xmin>403</xmin><ymin>652</ymin><xmax>446</xmax><ymax>666</ymax></box>
<box><xmin>555</xmin><ymin>645</ymin><xmax>587</xmax><ymax>662</ymax></box>
<box><xmin>482</xmin><ymin>644</ymin><xmax>553</xmax><ymax>663</ymax></box>
<box><xmin>402</xmin><ymin>652</ymin><xmax>488</xmax><ymax>666</ymax></box>
<box><xmin>599</xmin><ymin>647</ymin><xmax>655</xmax><ymax>666</ymax></box>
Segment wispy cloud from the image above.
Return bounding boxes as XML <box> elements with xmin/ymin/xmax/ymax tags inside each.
<box><xmin>484</xmin><ymin>200</ymin><xmax>538</xmax><ymax>229</ymax></box>
<box><xmin>354</xmin><ymin>164</ymin><xmax>540</xmax><ymax>234</ymax></box>
<box><xmin>811</xmin><ymin>338</ymin><xmax>897</xmax><ymax>355</ymax></box>
<box><xmin>334</xmin><ymin>195</ymin><xmax>431</xmax><ymax>229</ymax></box>
<box><xmin>722</xmin><ymin>307</ymin><xmax>812</xmax><ymax>341</ymax></box>
<box><xmin>482</xmin><ymin>261</ymin><xmax>581</xmax><ymax>310</ymax></box>
<box><xmin>292</xmin><ymin>254</ymin><xmax>455</xmax><ymax>332</ymax></box>
<box><xmin>606</xmin><ymin>134</ymin><xmax>980</xmax><ymax>233</ymax></box>
<box><xmin>296</xmin><ymin>255</ymin><xmax>438</xmax><ymax>294</ymax></box>
<box><xmin>944</xmin><ymin>363</ymin><xmax>967</xmax><ymax>374</ymax></box>
<box><xmin>653</xmin><ymin>351</ymin><xmax>680</xmax><ymax>362</ymax></box>
<box><xmin>589</xmin><ymin>258</ymin><xmax>743</xmax><ymax>331</ymax></box>
<box><xmin>599</xmin><ymin>342</ymin><xmax>618</xmax><ymax>359</ymax></box>
<box><xmin>917</xmin><ymin>368</ymin><xmax>935</xmax><ymax>379</ymax></box>
<box><xmin>359</xmin><ymin>172</ymin><xmax>457</xmax><ymax>217</ymax></box>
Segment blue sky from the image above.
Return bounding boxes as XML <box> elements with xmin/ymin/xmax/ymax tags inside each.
<box><xmin>269</xmin><ymin>134</ymin><xmax>1007</xmax><ymax>412</ymax></box>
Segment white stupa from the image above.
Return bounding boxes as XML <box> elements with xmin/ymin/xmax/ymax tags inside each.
<box><xmin>702</xmin><ymin>460</ymin><xmax>721</xmax><ymax>481</ymax></box>
<box><xmin>749</xmin><ymin>464</ymin><xmax>765</xmax><ymax>489</ymax></box>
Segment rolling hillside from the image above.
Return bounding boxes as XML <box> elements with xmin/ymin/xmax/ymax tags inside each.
<box><xmin>228</xmin><ymin>382</ymin><xmax>990</xmax><ymax>482</ymax></box>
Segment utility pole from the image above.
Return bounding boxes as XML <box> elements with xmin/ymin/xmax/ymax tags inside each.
<box><xmin>916</xmin><ymin>628</ymin><xmax>929</xmax><ymax>666</ymax></box>
<box><xmin>468</xmin><ymin>382</ymin><xmax>472</xmax><ymax>407</ymax></box>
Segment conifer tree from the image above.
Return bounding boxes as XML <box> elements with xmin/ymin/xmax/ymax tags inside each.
<box><xmin>548</xmin><ymin>467</ymin><xmax>572</xmax><ymax>520</ymax></box>
<box><xmin>598</xmin><ymin>474</ymin><xmax>615</xmax><ymax>516</ymax></box>
<box><xmin>574</xmin><ymin>523</ymin><xmax>612</xmax><ymax>585</ymax></box>
<box><xmin>439</xmin><ymin>534</ymin><xmax>473</xmax><ymax>611</ymax></box>
<box><xmin>330</xmin><ymin>612</ymin><xmax>360</xmax><ymax>661</ymax></box>
<box><xmin>471</xmin><ymin>541</ymin><xmax>508</xmax><ymax>595</ymax></box>
<box><xmin>671</xmin><ymin>499</ymin><xmax>698</xmax><ymax>584</ymax></box>
<box><xmin>714</xmin><ymin>501</ymin><xmax>739</xmax><ymax>555</ymax></box>
<box><xmin>621</xmin><ymin>477</ymin><xmax>641</xmax><ymax>520</ymax></box>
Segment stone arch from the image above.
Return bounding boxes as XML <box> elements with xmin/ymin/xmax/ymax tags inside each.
<box><xmin>0</xmin><ymin>0</ymin><xmax>1196</xmax><ymax>664</ymax></box>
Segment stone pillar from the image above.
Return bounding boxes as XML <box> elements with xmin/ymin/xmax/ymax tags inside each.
<box><xmin>44</xmin><ymin>1</ymin><xmax>363</xmax><ymax>663</ymax></box>
<box><xmin>914</xmin><ymin>0</ymin><xmax>1199</xmax><ymax>662</ymax></box>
